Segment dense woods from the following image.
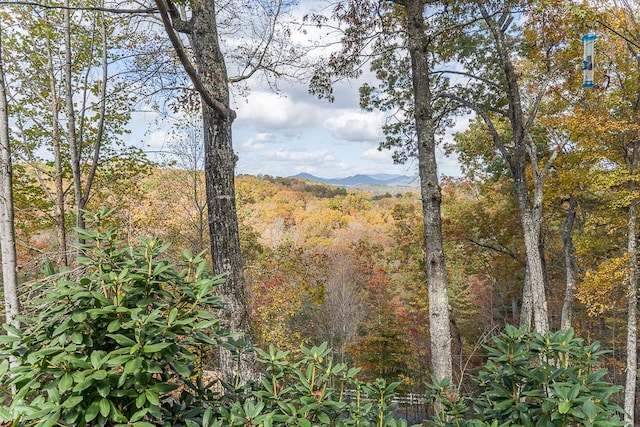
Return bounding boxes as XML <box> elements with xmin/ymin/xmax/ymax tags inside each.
<box><xmin>2</xmin><ymin>0</ymin><xmax>640</xmax><ymax>425</ymax></box>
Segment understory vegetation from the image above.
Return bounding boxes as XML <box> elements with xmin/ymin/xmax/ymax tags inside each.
<box><xmin>0</xmin><ymin>210</ymin><xmax>626</xmax><ymax>426</ymax></box>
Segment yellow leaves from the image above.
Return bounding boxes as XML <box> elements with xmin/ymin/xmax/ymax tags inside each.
<box><xmin>576</xmin><ymin>255</ymin><xmax>628</xmax><ymax>317</ymax></box>
<box><xmin>250</xmin><ymin>277</ymin><xmax>309</xmax><ymax>352</ymax></box>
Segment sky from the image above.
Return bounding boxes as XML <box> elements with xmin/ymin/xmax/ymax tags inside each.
<box><xmin>129</xmin><ymin>0</ymin><xmax>466</xmax><ymax>180</ymax></box>
<box><xmin>232</xmin><ymin>81</ymin><xmax>465</xmax><ymax>179</ymax></box>
<box><xmin>134</xmin><ymin>78</ymin><xmax>466</xmax><ymax>180</ymax></box>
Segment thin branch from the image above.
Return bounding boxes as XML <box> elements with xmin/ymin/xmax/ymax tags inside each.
<box><xmin>596</xmin><ymin>19</ymin><xmax>640</xmax><ymax>51</ymax></box>
<box><xmin>468</xmin><ymin>238</ymin><xmax>524</xmax><ymax>264</ymax></box>
<box><xmin>0</xmin><ymin>0</ymin><xmax>157</xmax><ymax>14</ymax></box>
<box><xmin>229</xmin><ymin>0</ymin><xmax>282</xmax><ymax>84</ymax></box>
<box><xmin>431</xmin><ymin>69</ymin><xmax>504</xmax><ymax>92</ymax></box>
<box><xmin>524</xmin><ymin>76</ymin><xmax>552</xmax><ymax>132</ymax></box>
<box><xmin>437</xmin><ymin>92</ymin><xmax>513</xmax><ymax>166</ymax></box>
<box><xmin>154</xmin><ymin>0</ymin><xmax>235</xmax><ymax>120</ymax></box>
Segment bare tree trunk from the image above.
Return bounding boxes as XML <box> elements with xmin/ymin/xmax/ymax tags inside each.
<box><xmin>202</xmin><ymin>108</ymin><xmax>255</xmax><ymax>384</ymax></box>
<box><xmin>560</xmin><ymin>198</ymin><xmax>577</xmax><ymax>331</ymax></box>
<box><xmin>519</xmin><ymin>208</ymin><xmax>549</xmax><ymax>332</ymax></box>
<box><xmin>155</xmin><ymin>0</ymin><xmax>257</xmax><ymax>384</ymax></box>
<box><xmin>46</xmin><ymin>34</ymin><xmax>68</xmax><ymax>267</ymax></box>
<box><xmin>63</xmin><ymin>0</ymin><xmax>83</xmax><ymax>238</ymax></box>
<box><xmin>520</xmin><ymin>264</ymin><xmax>532</xmax><ymax>327</ymax></box>
<box><xmin>195</xmin><ymin>18</ymin><xmax>256</xmax><ymax>387</ymax></box>
<box><xmin>0</xmin><ymin>19</ymin><xmax>20</xmax><ymax>330</ymax></box>
<box><xmin>477</xmin><ymin>3</ymin><xmax>551</xmax><ymax>333</ymax></box>
<box><xmin>625</xmin><ymin>197</ymin><xmax>638</xmax><ymax>426</ymax></box>
<box><xmin>80</xmin><ymin>4</ymin><xmax>108</xmax><ymax>221</ymax></box>
<box><xmin>403</xmin><ymin>0</ymin><xmax>452</xmax><ymax>381</ymax></box>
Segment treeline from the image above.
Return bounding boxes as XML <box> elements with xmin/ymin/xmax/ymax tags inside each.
<box><xmin>11</xmin><ymin>170</ymin><xmax>622</xmax><ymax>397</ymax></box>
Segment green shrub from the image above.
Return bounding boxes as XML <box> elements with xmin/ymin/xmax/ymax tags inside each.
<box><xmin>0</xmin><ymin>210</ymin><xmax>228</xmax><ymax>426</ymax></box>
<box><xmin>426</xmin><ymin>325</ymin><xmax>625</xmax><ymax>427</ymax></box>
<box><xmin>223</xmin><ymin>342</ymin><xmax>408</xmax><ymax>427</ymax></box>
<box><xmin>0</xmin><ymin>209</ymin><xmax>410</xmax><ymax>426</ymax></box>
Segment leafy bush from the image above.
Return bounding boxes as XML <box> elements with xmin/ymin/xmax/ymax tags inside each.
<box><xmin>0</xmin><ymin>209</ymin><xmax>228</xmax><ymax>426</ymax></box>
<box><xmin>426</xmin><ymin>325</ymin><xmax>625</xmax><ymax>427</ymax></box>
<box><xmin>215</xmin><ymin>342</ymin><xmax>408</xmax><ymax>427</ymax></box>
<box><xmin>0</xmin><ymin>210</ymin><xmax>410</xmax><ymax>426</ymax></box>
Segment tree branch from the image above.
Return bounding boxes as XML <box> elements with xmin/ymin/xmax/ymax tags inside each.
<box><xmin>229</xmin><ymin>0</ymin><xmax>282</xmax><ymax>83</ymax></box>
<box><xmin>524</xmin><ymin>76</ymin><xmax>552</xmax><ymax>132</ymax></box>
<box><xmin>155</xmin><ymin>0</ymin><xmax>235</xmax><ymax>120</ymax></box>
<box><xmin>467</xmin><ymin>238</ymin><xmax>524</xmax><ymax>264</ymax></box>
<box><xmin>437</xmin><ymin>92</ymin><xmax>513</xmax><ymax>167</ymax></box>
<box><xmin>0</xmin><ymin>1</ymin><xmax>157</xmax><ymax>14</ymax></box>
<box><xmin>431</xmin><ymin>70</ymin><xmax>504</xmax><ymax>92</ymax></box>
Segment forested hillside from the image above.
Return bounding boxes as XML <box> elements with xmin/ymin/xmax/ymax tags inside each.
<box><xmin>2</xmin><ymin>0</ymin><xmax>640</xmax><ymax>425</ymax></box>
<box><xmin>8</xmin><ymin>168</ymin><xmax>635</xmax><ymax>396</ymax></box>
<box><xmin>14</xmin><ymin>169</ymin><xmax>625</xmax><ymax>395</ymax></box>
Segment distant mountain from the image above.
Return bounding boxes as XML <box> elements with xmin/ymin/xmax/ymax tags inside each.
<box><xmin>290</xmin><ymin>173</ymin><xmax>418</xmax><ymax>187</ymax></box>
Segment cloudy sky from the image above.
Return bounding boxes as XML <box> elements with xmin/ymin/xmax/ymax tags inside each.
<box><xmin>135</xmin><ymin>79</ymin><xmax>465</xmax><ymax>180</ymax></box>
<box><xmin>132</xmin><ymin>1</ymin><xmax>465</xmax><ymax>180</ymax></box>
<box><xmin>234</xmin><ymin>80</ymin><xmax>464</xmax><ymax>179</ymax></box>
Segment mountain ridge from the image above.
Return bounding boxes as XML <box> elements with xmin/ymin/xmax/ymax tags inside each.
<box><xmin>290</xmin><ymin>172</ymin><xmax>418</xmax><ymax>187</ymax></box>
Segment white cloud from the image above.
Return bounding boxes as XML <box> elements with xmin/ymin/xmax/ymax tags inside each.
<box><xmin>239</xmin><ymin>132</ymin><xmax>279</xmax><ymax>151</ymax></box>
<box><xmin>361</xmin><ymin>145</ymin><xmax>394</xmax><ymax>162</ymax></box>
<box><xmin>323</xmin><ymin>111</ymin><xmax>383</xmax><ymax>142</ymax></box>
<box><xmin>143</xmin><ymin>130</ymin><xmax>170</xmax><ymax>151</ymax></box>
<box><xmin>234</xmin><ymin>91</ymin><xmax>322</xmax><ymax>131</ymax></box>
<box><xmin>263</xmin><ymin>148</ymin><xmax>335</xmax><ymax>164</ymax></box>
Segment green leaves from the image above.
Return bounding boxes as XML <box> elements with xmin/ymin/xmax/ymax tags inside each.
<box><xmin>426</xmin><ymin>326</ymin><xmax>625</xmax><ymax>427</ymax></box>
<box><xmin>0</xmin><ymin>223</ymin><xmax>229</xmax><ymax>426</ymax></box>
<box><xmin>250</xmin><ymin>342</ymin><xmax>404</xmax><ymax>426</ymax></box>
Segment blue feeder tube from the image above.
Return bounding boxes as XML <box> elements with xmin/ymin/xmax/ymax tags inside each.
<box><xmin>582</xmin><ymin>33</ymin><xmax>597</xmax><ymax>88</ymax></box>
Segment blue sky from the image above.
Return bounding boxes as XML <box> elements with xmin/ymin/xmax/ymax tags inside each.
<box><xmin>134</xmin><ymin>78</ymin><xmax>465</xmax><ymax>179</ymax></box>
<box><xmin>130</xmin><ymin>0</ymin><xmax>465</xmax><ymax>180</ymax></box>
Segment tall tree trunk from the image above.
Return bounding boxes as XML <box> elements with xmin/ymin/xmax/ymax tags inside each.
<box><xmin>46</xmin><ymin>34</ymin><xmax>68</xmax><ymax>267</ymax></box>
<box><xmin>478</xmin><ymin>3</ymin><xmax>550</xmax><ymax>332</ymax></box>
<box><xmin>403</xmin><ymin>0</ymin><xmax>452</xmax><ymax>381</ymax></box>
<box><xmin>519</xmin><ymin>205</ymin><xmax>548</xmax><ymax>332</ymax></box>
<box><xmin>80</xmin><ymin>5</ymin><xmax>108</xmax><ymax>220</ymax></box>
<box><xmin>624</xmin><ymin>195</ymin><xmax>638</xmax><ymax>425</ymax></box>
<box><xmin>63</xmin><ymin>0</ymin><xmax>83</xmax><ymax>237</ymax></box>
<box><xmin>560</xmin><ymin>198</ymin><xmax>577</xmax><ymax>331</ymax></box>
<box><xmin>520</xmin><ymin>265</ymin><xmax>532</xmax><ymax>327</ymax></box>
<box><xmin>0</xmin><ymin>19</ymin><xmax>20</xmax><ymax>330</ymax></box>
<box><xmin>188</xmin><ymin>0</ymin><xmax>257</xmax><ymax>385</ymax></box>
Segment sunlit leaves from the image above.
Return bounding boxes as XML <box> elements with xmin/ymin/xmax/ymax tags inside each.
<box><xmin>577</xmin><ymin>256</ymin><xmax>629</xmax><ymax>317</ymax></box>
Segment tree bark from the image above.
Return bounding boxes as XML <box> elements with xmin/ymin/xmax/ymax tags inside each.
<box><xmin>520</xmin><ymin>264</ymin><xmax>532</xmax><ymax>327</ymax></box>
<box><xmin>63</xmin><ymin>0</ymin><xmax>84</xmax><ymax>236</ymax></box>
<box><xmin>477</xmin><ymin>3</ymin><xmax>549</xmax><ymax>332</ymax></box>
<box><xmin>46</xmin><ymin>30</ymin><xmax>68</xmax><ymax>267</ymax></box>
<box><xmin>0</xmin><ymin>18</ymin><xmax>21</xmax><ymax>330</ymax></box>
<box><xmin>560</xmin><ymin>198</ymin><xmax>577</xmax><ymax>331</ymax></box>
<box><xmin>402</xmin><ymin>0</ymin><xmax>452</xmax><ymax>381</ymax></box>
<box><xmin>183</xmin><ymin>0</ymin><xmax>257</xmax><ymax>385</ymax></box>
<box><xmin>79</xmin><ymin>5</ymin><xmax>108</xmax><ymax>220</ymax></box>
<box><xmin>624</xmin><ymin>190</ymin><xmax>638</xmax><ymax>425</ymax></box>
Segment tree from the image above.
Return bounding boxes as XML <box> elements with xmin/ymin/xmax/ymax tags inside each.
<box><xmin>158</xmin><ymin>0</ymin><xmax>253</xmax><ymax>383</ymax></box>
<box><xmin>445</xmin><ymin>0</ymin><xmax>588</xmax><ymax>332</ymax></box>
<box><xmin>0</xmin><ymin>11</ymin><xmax>19</xmax><ymax>330</ymax></box>
<box><xmin>575</xmin><ymin>49</ymin><xmax>640</xmax><ymax>427</ymax></box>
<box><xmin>1</xmin><ymin>1</ymin><xmax>151</xmax><ymax>268</ymax></box>
<box><xmin>400</xmin><ymin>0</ymin><xmax>452</xmax><ymax>382</ymax></box>
<box><xmin>310</xmin><ymin>0</ymin><xmax>454</xmax><ymax>383</ymax></box>
<box><xmin>154</xmin><ymin>0</ymin><xmax>304</xmax><ymax>383</ymax></box>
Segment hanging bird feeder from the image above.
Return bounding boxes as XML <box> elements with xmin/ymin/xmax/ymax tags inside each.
<box><xmin>582</xmin><ymin>33</ymin><xmax>597</xmax><ymax>88</ymax></box>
